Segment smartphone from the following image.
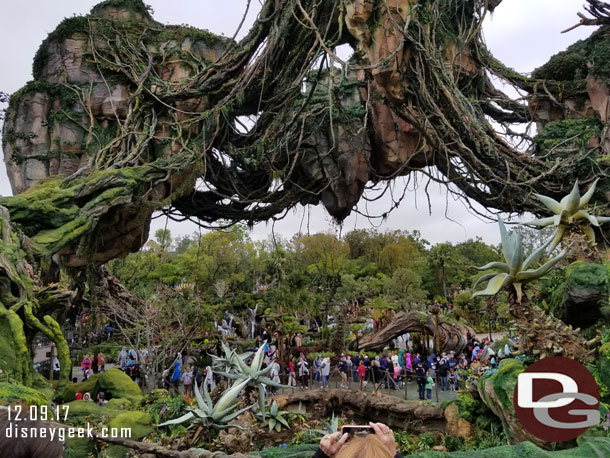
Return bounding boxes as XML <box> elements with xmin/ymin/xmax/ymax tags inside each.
<box><xmin>341</xmin><ymin>425</ymin><xmax>374</xmax><ymax>437</ymax></box>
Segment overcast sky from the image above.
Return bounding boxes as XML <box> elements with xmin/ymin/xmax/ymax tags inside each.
<box><xmin>0</xmin><ymin>0</ymin><xmax>596</xmax><ymax>246</ymax></box>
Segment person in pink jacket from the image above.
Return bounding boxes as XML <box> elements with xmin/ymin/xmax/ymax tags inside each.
<box><xmin>81</xmin><ymin>355</ymin><xmax>92</xmax><ymax>381</ymax></box>
<box><xmin>405</xmin><ymin>353</ymin><xmax>413</xmax><ymax>382</ymax></box>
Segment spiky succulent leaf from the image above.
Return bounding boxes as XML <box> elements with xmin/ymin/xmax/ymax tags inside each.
<box><xmin>522</xmin><ymin>230</ymin><xmax>555</xmax><ymax>270</ymax></box>
<box><xmin>215</xmin><ymin>371</ymin><xmax>241</xmax><ymax>380</ymax></box>
<box><xmin>202</xmin><ymin>378</ymin><xmax>214</xmax><ymax>410</ymax></box>
<box><xmin>159</xmin><ymin>411</ymin><xmax>195</xmax><ymax>427</ymax></box>
<box><xmin>258</xmin><ymin>384</ymin><xmax>266</xmax><ymax>420</ymax></box>
<box><xmin>215</xmin><ymin>377</ymin><xmax>250</xmax><ymax>413</ymax></box>
<box><xmin>561</xmin><ymin>181</ymin><xmax>581</xmax><ymax>213</ymax></box>
<box><xmin>194</xmin><ymin>381</ymin><xmax>209</xmax><ymax>411</ymax></box>
<box><xmin>218</xmin><ymin>405</ymin><xmax>253</xmax><ymax>423</ymax></box>
<box><xmin>473</xmin><ymin>273</ymin><xmax>498</xmax><ymax>288</ymax></box>
<box><xmin>507</xmin><ymin>230</ymin><xmax>524</xmax><ymax>271</ymax></box>
<box><xmin>534</xmin><ymin>193</ymin><xmax>563</xmax><ymax>214</ymax></box>
<box><xmin>525</xmin><ymin>216</ymin><xmax>555</xmax><ymax>227</ymax></box>
<box><xmin>579</xmin><ymin>178</ymin><xmax>599</xmax><ymax>207</ymax></box>
<box><xmin>549</xmin><ymin>225</ymin><xmax>566</xmax><ymax>251</ymax></box>
<box><xmin>498</xmin><ymin>216</ymin><xmax>511</xmax><ymax>263</ymax></box>
<box><xmin>271</xmin><ymin>400</ymin><xmax>279</xmax><ymax>417</ymax></box>
<box><xmin>475</xmin><ymin>261</ymin><xmax>510</xmax><ymax>272</ymax></box>
<box><xmin>516</xmin><ymin>250</ymin><xmax>567</xmax><ymax>281</ymax></box>
<box><xmin>472</xmin><ymin>273</ymin><xmax>510</xmax><ymax>298</ymax></box>
<box><xmin>251</xmin><ymin>344</ymin><xmax>266</xmax><ymax>371</ymax></box>
<box><xmin>258</xmin><ymin>376</ymin><xmax>290</xmax><ymax>389</ymax></box>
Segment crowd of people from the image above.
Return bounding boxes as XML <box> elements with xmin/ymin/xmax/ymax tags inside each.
<box><xmin>250</xmin><ymin>331</ymin><xmax>512</xmax><ymax>401</ymax></box>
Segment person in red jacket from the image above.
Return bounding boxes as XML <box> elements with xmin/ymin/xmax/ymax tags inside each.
<box><xmin>357</xmin><ymin>360</ymin><xmax>366</xmax><ymax>387</ymax></box>
<box><xmin>288</xmin><ymin>359</ymin><xmax>297</xmax><ymax>387</ymax></box>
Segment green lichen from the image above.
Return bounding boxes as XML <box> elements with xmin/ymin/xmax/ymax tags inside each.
<box><xmin>90</xmin><ymin>0</ymin><xmax>154</xmax><ymax>20</ymax></box>
<box><xmin>533</xmin><ymin>25</ymin><xmax>610</xmax><ymax>83</ymax></box>
<box><xmin>0</xmin><ymin>177</ymin><xmax>78</xmax><ymax>238</ymax></box>
<box><xmin>534</xmin><ymin>118</ymin><xmax>602</xmax><ymax>155</ymax></box>
<box><xmin>0</xmin><ymin>382</ymin><xmax>49</xmax><ymax>407</ymax></box>
<box><xmin>109</xmin><ymin>411</ymin><xmax>153</xmax><ymax>440</ymax></box>
<box><xmin>149</xmin><ymin>24</ymin><xmax>223</xmax><ymax>49</ymax></box>
<box><xmin>105</xmin><ymin>397</ymin><xmax>133</xmax><ymax>410</ymax></box>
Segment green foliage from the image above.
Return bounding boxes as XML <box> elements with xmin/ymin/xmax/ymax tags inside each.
<box><xmin>535</xmin><ymin>118</ymin><xmax>603</xmax><ymax>152</ymax></box>
<box><xmin>254</xmin><ymin>400</ymin><xmax>293</xmax><ymax>432</ymax></box>
<box><xmin>90</xmin><ymin>0</ymin><xmax>154</xmax><ymax>19</ymax></box>
<box><xmin>143</xmin><ymin>390</ymin><xmax>189</xmax><ymax>424</ymax></box>
<box><xmin>533</xmin><ymin>26</ymin><xmax>610</xmax><ymax>83</ymax></box>
<box><xmin>0</xmin><ymin>382</ymin><xmax>49</xmax><ymax>407</ymax></box>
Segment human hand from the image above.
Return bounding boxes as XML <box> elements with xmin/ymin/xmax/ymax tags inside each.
<box><xmin>320</xmin><ymin>432</ymin><xmax>349</xmax><ymax>457</ymax></box>
<box><xmin>369</xmin><ymin>422</ymin><xmax>397</xmax><ymax>456</ymax></box>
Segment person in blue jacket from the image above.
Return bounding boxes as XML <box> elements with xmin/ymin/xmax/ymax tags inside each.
<box><xmin>171</xmin><ymin>359</ymin><xmax>181</xmax><ymax>394</ymax></box>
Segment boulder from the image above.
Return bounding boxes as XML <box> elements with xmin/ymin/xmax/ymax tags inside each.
<box><xmin>61</xmin><ymin>369</ymin><xmax>143</xmax><ymax>404</ymax></box>
<box><xmin>443</xmin><ymin>402</ymin><xmax>474</xmax><ymax>439</ymax></box>
<box><xmin>109</xmin><ymin>411</ymin><xmax>153</xmax><ymax>440</ymax></box>
<box><xmin>477</xmin><ymin>359</ymin><xmax>546</xmax><ymax>448</ymax></box>
<box><xmin>549</xmin><ymin>261</ymin><xmax>608</xmax><ymax>328</ymax></box>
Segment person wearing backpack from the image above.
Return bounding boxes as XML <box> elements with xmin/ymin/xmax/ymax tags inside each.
<box><xmin>338</xmin><ymin>356</ymin><xmax>348</xmax><ymax>388</ymax></box>
<box><xmin>321</xmin><ymin>357</ymin><xmax>331</xmax><ymax>388</ymax></box>
<box><xmin>415</xmin><ymin>363</ymin><xmax>426</xmax><ymax>400</ymax></box>
<box><xmin>314</xmin><ymin>355</ymin><xmax>322</xmax><ymax>383</ymax></box>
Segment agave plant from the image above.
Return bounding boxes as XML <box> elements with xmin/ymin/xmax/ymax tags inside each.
<box><xmin>254</xmin><ymin>400</ymin><xmax>292</xmax><ymax>432</ymax></box>
<box><xmin>215</xmin><ymin>344</ymin><xmax>288</xmax><ymax>417</ymax></box>
<box><xmin>472</xmin><ymin>217</ymin><xmax>566</xmax><ymax>303</ymax></box>
<box><xmin>158</xmin><ymin>378</ymin><xmax>252</xmax><ymax>430</ymax></box>
<box><xmin>211</xmin><ymin>341</ymin><xmax>253</xmax><ymax>374</ymax></box>
<box><xmin>308</xmin><ymin>412</ymin><xmax>340</xmax><ymax>438</ymax></box>
<box><xmin>526</xmin><ymin>179</ymin><xmax>610</xmax><ymax>248</ymax></box>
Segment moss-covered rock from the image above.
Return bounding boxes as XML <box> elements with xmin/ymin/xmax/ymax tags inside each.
<box><xmin>60</xmin><ymin>400</ymin><xmax>152</xmax><ymax>457</ymax></box>
<box><xmin>0</xmin><ymin>382</ymin><xmax>49</xmax><ymax>407</ymax></box>
<box><xmin>61</xmin><ymin>399</ymin><xmax>123</xmax><ymax>426</ymax></box>
<box><xmin>109</xmin><ymin>411</ymin><xmax>153</xmax><ymax>440</ymax></box>
<box><xmin>96</xmin><ymin>369</ymin><xmax>143</xmax><ymax>403</ymax></box>
<box><xmin>105</xmin><ymin>397</ymin><xmax>133</xmax><ymax>410</ymax></box>
<box><xmin>443</xmin><ymin>401</ymin><xmax>474</xmax><ymax>439</ymax></box>
<box><xmin>61</xmin><ymin>369</ymin><xmax>143</xmax><ymax>404</ymax></box>
<box><xmin>533</xmin><ymin>25</ymin><xmax>610</xmax><ymax>83</ymax></box>
<box><xmin>63</xmin><ymin>437</ymin><xmax>97</xmax><ymax>458</ymax></box>
<box><xmin>549</xmin><ymin>261</ymin><xmax>608</xmax><ymax>328</ymax></box>
<box><xmin>477</xmin><ymin>359</ymin><xmax>546</xmax><ymax>448</ymax></box>
<box><xmin>101</xmin><ymin>411</ymin><xmax>154</xmax><ymax>458</ymax></box>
